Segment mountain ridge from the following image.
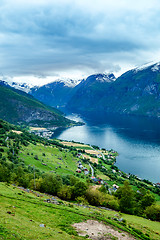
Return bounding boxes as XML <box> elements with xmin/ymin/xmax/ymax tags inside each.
<box><xmin>3</xmin><ymin>62</ymin><xmax>160</xmax><ymax>118</ymax></box>
<box><xmin>0</xmin><ymin>82</ymin><xmax>77</xmax><ymax>128</ymax></box>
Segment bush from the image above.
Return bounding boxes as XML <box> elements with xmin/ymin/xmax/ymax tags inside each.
<box><xmin>75</xmin><ymin>196</ymin><xmax>89</xmax><ymax>205</ymax></box>
<box><xmin>72</xmin><ymin>181</ymin><xmax>88</xmax><ymax>199</ymax></box>
<box><xmin>57</xmin><ymin>185</ymin><xmax>72</xmax><ymax>200</ymax></box>
<box><xmin>144</xmin><ymin>204</ymin><xmax>160</xmax><ymax>221</ymax></box>
<box><xmin>86</xmin><ymin>188</ymin><xmax>105</xmax><ymax>206</ymax></box>
<box><xmin>107</xmin><ymin>199</ymin><xmax>119</xmax><ymax>211</ymax></box>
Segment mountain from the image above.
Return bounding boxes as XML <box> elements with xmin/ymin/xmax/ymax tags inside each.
<box><xmin>4</xmin><ymin>62</ymin><xmax>160</xmax><ymax>118</ymax></box>
<box><xmin>97</xmin><ymin>62</ymin><xmax>160</xmax><ymax>117</ymax></box>
<box><xmin>0</xmin><ymin>79</ymin><xmax>33</xmax><ymax>93</ymax></box>
<box><xmin>0</xmin><ymin>82</ymin><xmax>76</xmax><ymax>128</ymax></box>
<box><xmin>67</xmin><ymin>73</ymin><xmax>116</xmax><ymax>112</ymax></box>
<box><xmin>66</xmin><ymin>63</ymin><xmax>160</xmax><ymax>118</ymax></box>
<box><xmin>30</xmin><ymin>78</ymin><xmax>81</xmax><ymax>109</ymax></box>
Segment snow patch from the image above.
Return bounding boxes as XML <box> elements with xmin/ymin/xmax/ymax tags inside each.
<box><xmin>56</xmin><ymin>78</ymin><xmax>82</xmax><ymax>87</ymax></box>
<box><xmin>0</xmin><ymin>79</ymin><xmax>34</xmax><ymax>93</ymax></box>
<box><xmin>151</xmin><ymin>63</ymin><xmax>160</xmax><ymax>72</ymax></box>
<box><xmin>8</xmin><ymin>82</ymin><xmax>34</xmax><ymax>93</ymax></box>
<box><xmin>95</xmin><ymin>73</ymin><xmax>116</xmax><ymax>82</ymax></box>
<box><xmin>133</xmin><ymin>61</ymin><xmax>160</xmax><ymax>73</ymax></box>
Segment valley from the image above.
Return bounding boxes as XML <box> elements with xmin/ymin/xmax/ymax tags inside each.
<box><xmin>1</xmin><ymin>63</ymin><xmax>160</xmax><ymax>239</ymax></box>
<box><xmin>1</xmin><ymin>119</ymin><xmax>160</xmax><ymax>240</ymax></box>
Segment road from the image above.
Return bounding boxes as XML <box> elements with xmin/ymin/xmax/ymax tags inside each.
<box><xmin>90</xmin><ymin>145</ymin><xmax>106</xmax><ymax>161</ymax></box>
<box><xmin>89</xmin><ymin>163</ymin><xmax>94</xmax><ymax>177</ymax></box>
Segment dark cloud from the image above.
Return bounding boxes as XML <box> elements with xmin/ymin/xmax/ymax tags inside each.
<box><xmin>0</xmin><ymin>0</ymin><xmax>160</xmax><ymax>82</ymax></box>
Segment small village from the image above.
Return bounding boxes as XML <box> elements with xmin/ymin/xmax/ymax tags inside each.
<box><xmin>29</xmin><ymin>127</ymin><xmax>58</xmax><ymax>139</ymax></box>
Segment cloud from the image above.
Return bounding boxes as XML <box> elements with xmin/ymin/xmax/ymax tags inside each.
<box><xmin>1</xmin><ymin>0</ymin><xmax>160</xmax><ymax>83</ymax></box>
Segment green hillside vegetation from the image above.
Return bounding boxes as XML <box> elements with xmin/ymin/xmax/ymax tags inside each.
<box><xmin>0</xmin><ymin>84</ymin><xmax>77</xmax><ymax>128</ymax></box>
<box><xmin>1</xmin><ymin>182</ymin><xmax>160</xmax><ymax>240</ymax></box>
<box><xmin>1</xmin><ymin>119</ymin><xmax>160</xmax><ymax>239</ymax></box>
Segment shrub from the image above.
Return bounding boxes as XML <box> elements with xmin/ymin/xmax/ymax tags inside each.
<box><xmin>75</xmin><ymin>196</ymin><xmax>89</xmax><ymax>205</ymax></box>
<box><xmin>57</xmin><ymin>185</ymin><xmax>72</xmax><ymax>200</ymax></box>
<box><xmin>72</xmin><ymin>181</ymin><xmax>88</xmax><ymax>198</ymax></box>
<box><xmin>86</xmin><ymin>188</ymin><xmax>105</xmax><ymax>206</ymax></box>
<box><xmin>144</xmin><ymin>204</ymin><xmax>160</xmax><ymax>221</ymax></box>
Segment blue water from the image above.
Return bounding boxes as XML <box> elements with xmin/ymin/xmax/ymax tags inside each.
<box><xmin>54</xmin><ymin>112</ymin><xmax>160</xmax><ymax>183</ymax></box>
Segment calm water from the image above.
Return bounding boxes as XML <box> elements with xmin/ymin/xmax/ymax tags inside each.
<box><xmin>54</xmin><ymin>112</ymin><xmax>160</xmax><ymax>183</ymax></box>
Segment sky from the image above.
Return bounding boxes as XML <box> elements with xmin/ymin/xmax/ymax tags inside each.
<box><xmin>1</xmin><ymin>0</ymin><xmax>160</xmax><ymax>85</ymax></box>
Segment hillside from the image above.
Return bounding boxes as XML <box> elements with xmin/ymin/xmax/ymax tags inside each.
<box><xmin>0</xmin><ymin>83</ymin><xmax>76</xmax><ymax>128</ymax></box>
<box><xmin>67</xmin><ymin>73</ymin><xmax>116</xmax><ymax>112</ymax></box>
<box><xmin>98</xmin><ymin>62</ymin><xmax>160</xmax><ymax>117</ymax></box>
<box><xmin>64</xmin><ymin>63</ymin><xmax>160</xmax><ymax>118</ymax></box>
<box><xmin>5</xmin><ymin>63</ymin><xmax>160</xmax><ymax>118</ymax></box>
<box><xmin>0</xmin><ymin>119</ymin><xmax>160</xmax><ymax>239</ymax></box>
<box><xmin>30</xmin><ymin>79</ymin><xmax>81</xmax><ymax>109</ymax></box>
<box><xmin>1</xmin><ymin>182</ymin><xmax>160</xmax><ymax>240</ymax></box>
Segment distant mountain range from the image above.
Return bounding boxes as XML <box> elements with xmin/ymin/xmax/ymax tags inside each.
<box><xmin>3</xmin><ymin>62</ymin><xmax>160</xmax><ymax>118</ymax></box>
<box><xmin>67</xmin><ymin>73</ymin><xmax>116</xmax><ymax>112</ymax></box>
<box><xmin>30</xmin><ymin>78</ymin><xmax>81</xmax><ymax>108</ymax></box>
<box><xmin>0</xmin><ymin>81</ymin><xmax>77</xmax><ymax>128</ymax></box>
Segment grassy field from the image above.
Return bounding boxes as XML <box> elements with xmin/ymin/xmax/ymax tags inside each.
<box><xmin>60</xmin><ymin>141</ymin><xmax>93</xmax><ymax>150</ymax></box>
<box><xmin>0</xmin><ymin>182</ymin><xmax>160</xmax><ymax>240</ymax></box>
<box><xmin>19</xmin><ymin>143</ymin><xmax>78</xmax><ymax>175</ymax></box>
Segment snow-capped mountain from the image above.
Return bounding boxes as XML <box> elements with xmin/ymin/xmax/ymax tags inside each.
<box><xmin>0</xmin><ymin>79</ymin><xmax>34</xmax><ymax>93</ymax></box>
<box><xmin>133</xmin><ymin>61</ymin><xmax>160</xmax><ymax>74</ymax></box>
<box><xmin>52</xmin><ymin>78</ymin><xmax>82</xmax><ymax>88</ymax></box>
<box><xmin>30</xmin><ymin>78</ymin><xmax>83</xmax><ymax>109</ymax></box>
<box><xmin>95</xmin><ymin>73</ymin><xmax>116</xmax><ymax>82</ymax></box>
<box><xmin>67</xmin><ymin>73</ymin><xmax>116</xmax><ymax>112</ymax></box>
<box><xmin>8</xmin><ymin>82</ymin><xmax>34</xmax><ymax>93</ymax></box>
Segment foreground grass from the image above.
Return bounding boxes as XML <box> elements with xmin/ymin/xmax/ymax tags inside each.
<box><xmin>0</xmin><ymin>183</ymin><xmax>160</xmax><ymax>240</ymax></box>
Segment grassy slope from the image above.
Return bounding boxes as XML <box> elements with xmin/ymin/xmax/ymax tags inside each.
<box><xmin>1</xmin><ymin>120</ymin><xmax>160</xmax><ymax>239</ymax></box>
<box><xmin>10</xmin><ymin>140</ymin><xmax>160</xmax><ymax>199</ymax></box>
<box><xmin>1</xmin><ymin>183</ymin><xmax>160</xmax><ymax>240</ymax></box>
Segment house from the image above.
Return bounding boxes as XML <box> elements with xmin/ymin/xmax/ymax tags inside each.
<box><xmin>77</xmin><ymin>153</ymin><xmax>81</xmax><ymax>158</ymax></box>
<box><xmin>84</xmin><ymin>168</ymin><xmax>89</xmax><ymax>175</ymax></box>
<box><xmin>78</xmin><ymin>163</ymin><xmax>83</xmax><ymax>169</ymax></box>
<box><xmin>91</xmin><ymin>176</ymin><xmax>99</xmax><ymax>183</ymax></box>
<box><xmin>156</xmin><ymin>183</ymin><xmax>160</xmax><ymax>188</ymax></box>
<box><xmin>76</xmin><ymin>169</ymin><xmax>81</xmax><ymax>173</ymax></box>
<box><xmin>98</xmin><ymin>178</ymin><xmax>103</xmax><ymax>184</ymax></box>
<box><xmin>91</xmin><ymin>176</ymin><xmax>103</xmax><ymax>184</ymax></box>
<box><xmin>113</xmin><ymin>184</ymin><xmax>119</xmax><ymax>190</ymax></box>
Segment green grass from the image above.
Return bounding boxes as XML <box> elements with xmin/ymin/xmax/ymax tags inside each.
<box><xmin>0</xmin><ymin>183</ymin><xmax>86</xmax><ymax>240</ymax></box>
<box><xmin>19</xmin><ymin>143</ymin><xmax>78</xmax><ymax>175</ymax></box>
<box><xmin>1</xmin><ymin>182</ymin><xmax>160</xmax><ymax>240</ymax></box>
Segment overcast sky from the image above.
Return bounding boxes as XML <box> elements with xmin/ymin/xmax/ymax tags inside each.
<box><xmin>1</xmin><ymin>0</ymin><xmax>160</xmax><ymax>85</ymax></box>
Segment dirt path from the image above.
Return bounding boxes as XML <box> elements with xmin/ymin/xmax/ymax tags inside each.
<box><xmin>73</xmin><ymin>220</ymin><xmax>136</xmax><ymax>240</ymax></box>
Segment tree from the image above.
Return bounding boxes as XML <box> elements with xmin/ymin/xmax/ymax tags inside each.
<box><xmin>140</xmin><ymin>191</ymin><xmax>155</xmax><ymax>209</ymax></box>
<box><xmin>40</xmin><ymin>174</ymin><xmax>62</xmax><ymax>195</ymax></box>
<box><xmin>145</xmin><ymin>205</ymin><xmax>160</xmax><ymax>221</ymax></box>
<box><xmin>73</xmin><ymin>181</ymin><xmax>87</xmax><ymax>198</ymax></box>
<box><xmin>57</xmin><ymin>185</ymin><xmax>72</xmax><ymax>200</ymax></box>
<box><xmin>115</xmin><ymin>181</ymin><xmax>135</xmax><ymax>214</ymax></box>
